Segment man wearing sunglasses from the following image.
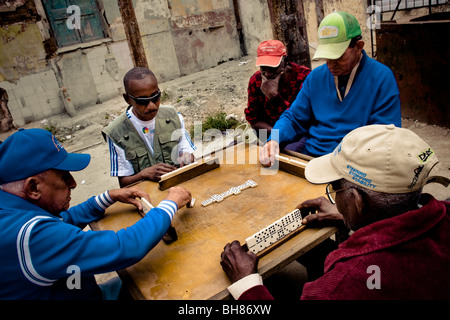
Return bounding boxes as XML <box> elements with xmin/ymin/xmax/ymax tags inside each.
<box><xmin>220</xmin><ymin>124</ymin><xmax>449</xmax><ymax>300</ymax></box>
<box><xmin>102</xmin><ymin>67</ymin><xmax>195</xmax><ymax>187</ymax></box>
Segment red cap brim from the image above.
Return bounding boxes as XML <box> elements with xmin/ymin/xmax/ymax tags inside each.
<box><xmin>255</xmin><ymin>55</ymin><xmax>283</xmax><ymax>67</ymax></box>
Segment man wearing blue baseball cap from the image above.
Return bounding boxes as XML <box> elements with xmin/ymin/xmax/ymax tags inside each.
<box><xmin>0</xmin><ymin>128</ymin><xmax>191</xmax><ymax>299</ymax></box>
<box><xmin>260</xmin><ymin>11</ymin><xmax>402</xmax><ymax>164</ymax></box>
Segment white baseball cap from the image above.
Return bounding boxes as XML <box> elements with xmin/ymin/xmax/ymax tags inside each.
<box><xmin>305</xmin><ymin>124</ymin><xmax>449</xmax><ymax>193</ymax></box>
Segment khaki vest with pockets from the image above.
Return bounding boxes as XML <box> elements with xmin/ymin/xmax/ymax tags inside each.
<box><xmin>102</xmin><ymin>106</ymin><xmax>182</xmax><ymax>174</ymax></box>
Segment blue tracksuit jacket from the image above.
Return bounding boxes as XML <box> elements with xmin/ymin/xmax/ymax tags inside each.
<box><xmin>0</xmin><ymin>189</ymin><xmax>176</xmax><ymax>299</ymax></box>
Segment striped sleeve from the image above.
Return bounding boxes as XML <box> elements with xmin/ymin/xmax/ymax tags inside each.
<box><xmin>177</xmin><ymin>113</ymin><xmax>196</xmax><ymax>153</ymax></box>
<box><xmin>16</xmin><ymin>216</ymin><xmax>56</xmax><ymax>286</ymax></box>
<box><xmin>107</xmin><ymin>136</ymin><xmax>119</xmax><ymax>176</ymax></box>
<box><xmin>106</xmin><ymin>136</ymin><xmax>135</xmax><ymax>177</ymax></box>
<box><xmin>94</xmin><ymin>191</ymin><xmax>115</xmax><ymax>210</ymax></box>
<box><xmin>156</xmin><ymin>200</ymin><xmax>178</xmax><ymax>221</ymax></box>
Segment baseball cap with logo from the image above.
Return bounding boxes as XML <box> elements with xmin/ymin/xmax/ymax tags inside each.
<box><xmin>305</xmin><ymin>124</ymin><xmax>449</xmax><ymax>193</ymax></box>
<box><xmin>255</xmin><ymin>40</ymin><xmax>287</xmax><ymax>68</ymax></box>
<box><xmin>313</xmin><ymin>11</ymin><xmax>362</xmax><ymax>61</ymax></box>
<box><xmin>0</xmin><ymin>128</ymin><xmax>90</xmax><ymax>184</ymax></box>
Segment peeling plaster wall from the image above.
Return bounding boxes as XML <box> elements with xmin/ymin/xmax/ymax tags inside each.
<box><xmin>3</xmin><ymin>0</ymin><xmax>445</xmax><ymax>127</ymax></box>
<box><xmin>0</xmin><ymin>71</ymin><xmax>63</xmax><ymax>125</ymax></box>
<box><xmin>170</xmin><ymin>8</ymin><xmax>241</xmax><ymax>76</ymax></box>
<box><xmin>105</xmin><ymin>0</ymin><xmax>242</xmax><ymax>81</ymax></box>
<box><xmin>0</xmin><ymin>0</ymin><xmax>242</xmax><ymax>126</ymax></box>
<box><xmin>136</xmin><ymin>0</ymin><xmax>180</xmax><ymax>81</ymax></box>
<box><xmin>236</xmin><ymin>0</ymin><xmax>273</xmax><ymax>56</ymax></box>
<box><xmin>0</xmin><ymin>22</ymin><xmax>48</xmax><ymax>80</ymax></box>
<box><xmin>136</xmin><ymin>0</ymin><xmax>241</xmax><ymax>79</ymax></box>
<box><xmin>0</xmin><ymin>0</ymin><xmax>133</xmax><ymax>125</ymax></box>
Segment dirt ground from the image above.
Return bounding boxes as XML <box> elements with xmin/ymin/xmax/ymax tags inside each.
<box><xmin>1</xmin><ymin>55</ymin><xmax>449</xmax><ymax>297</ymax></box>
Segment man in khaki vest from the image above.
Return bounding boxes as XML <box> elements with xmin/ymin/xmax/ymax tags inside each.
<box><xmin>103</xmin><ymin>67</ymin><xmax>195</xmax><ymax>187</ymax></box>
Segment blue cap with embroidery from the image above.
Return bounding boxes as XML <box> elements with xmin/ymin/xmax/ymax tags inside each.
<box><xmin>0</xmin><ymin>128</ymin><xmax>90</xmax><ymax>184</ymax></box>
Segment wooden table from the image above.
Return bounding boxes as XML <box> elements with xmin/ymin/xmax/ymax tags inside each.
<box><xmin>90</xmin><ymin>143</ymin><xmax>337</xmax><ymax>300</ymax></box>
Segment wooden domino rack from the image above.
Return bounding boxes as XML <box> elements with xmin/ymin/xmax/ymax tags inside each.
<box><xmin>274</xmin><ymin>153</ymin><xmax>308</xmax><ymax>178</ymax></box>
<box><xmin>158</xmin><ymin>157</ymin><xmax>220</xmax><ymax>190</ymax></box>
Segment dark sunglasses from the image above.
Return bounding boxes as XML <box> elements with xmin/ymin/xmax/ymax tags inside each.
<box><xmin>128</xmin><ymin>90</ymin><xmax>161</xmax><ymax>106</ymax></box>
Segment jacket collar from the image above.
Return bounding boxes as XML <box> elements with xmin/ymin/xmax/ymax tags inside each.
<box><xmin>324</xmin><ymin>194</ymin><xmax>447</xmax><ymax>272</ymax></box>
<box><xmin>0</xmin><ymin>189</ymin><xmax>53</xmax><ymax>217</ymax></box>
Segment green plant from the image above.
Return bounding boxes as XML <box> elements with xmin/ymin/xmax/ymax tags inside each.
<box><xmin>43</xmin><ymin>124</ymin><xmax>58</xmax><ymax>136</ymax></box>
<box><xmin>190</xmin><ymin>112</ymin><xmax>242</xmax><ymax>138</ymax></box>
<box><xmin>161</xmin><ymin>90</ymin><xmax>170</xmax><ymax>103</ymax></box>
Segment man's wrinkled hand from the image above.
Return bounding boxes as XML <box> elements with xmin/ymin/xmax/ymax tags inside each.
<box><xmin>108</xmin><ymin>186</ymin><xmax>151</xmax><ymax>211</ymax></box>
<box><xmin>178</xmin><ymin>152</ymin><xmax>195</xmax><ymax>167</ymax></box>
<box><xmin>296</xmin><ymin>196</ymin><xmax>345</xmax><ymax>228</ymax></box>
<box><xmin>259</xmin><ymin>140</ymin><xmax>280</xmax><ymax>167</ymax></box>
<box><xmin>220</xmin><ymin>240</ymin><xmax>258</xmax><ymax>284</ymax></box>
<box><xmin>165</xmin><ymin>186</ymin><xmax>192</xmax><ymax>209</ymax></box>
<box><xmin>261</xmin><ymin>73</ymin><xmax>282</xmax><ymax>100</ymax></box>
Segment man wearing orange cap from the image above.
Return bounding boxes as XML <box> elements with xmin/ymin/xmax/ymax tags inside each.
<box><xmin>244</xmin><ymin>40</ymin><xmax>311</xmax><ymax>143</ymax></box>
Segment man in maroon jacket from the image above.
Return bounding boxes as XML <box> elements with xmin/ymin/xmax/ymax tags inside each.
<box><xmin>221</xmin><ymin>124</ymin><xmax>449</xmax><ymax>300</ymax></box>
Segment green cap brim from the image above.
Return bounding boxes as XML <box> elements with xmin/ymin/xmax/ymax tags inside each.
<box><xmin>312</xmin><ymin>39</ymin><xmax>351</xmax><ymax>60</ymax></box>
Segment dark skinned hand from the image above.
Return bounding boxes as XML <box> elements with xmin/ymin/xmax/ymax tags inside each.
<box><xmin>296</xmin><ymin>196</ymin><xmax>345</xmax><ymax>228</ymax></box>
<box><xmin>140</xmin><ymin>163</ymin><xmax>177</xmax><ymax>181</ymax></box>
<box><xmin>220</xmin><ymin>240</ymin><xmax>258</xmax><ymax>283</ymax></box>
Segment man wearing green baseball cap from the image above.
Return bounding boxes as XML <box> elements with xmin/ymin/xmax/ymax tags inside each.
<box><xmin>260</xmin><ymin>11</ymin><xmax>402</xmax><ymax>165</ymax></box>
<box><xmin>313</xmin><ymin>11</ymin><xmax>363</xmax><ymax>61</ymax></box>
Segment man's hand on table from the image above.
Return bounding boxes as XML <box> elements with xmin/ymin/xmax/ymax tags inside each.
<box><xmin>297</xmin><ymin>196</ymin><xmax>345</xmax><ymax>228</ymax></box>
<box><xmin>220</xmin><ymin>240</ymin><xmax>258</xmax><ymax>283</ymax></box>
<box><xmin>108</xmin><ymin>186</ymin><xmax>151</xmax><ymax>212</ymax></box>
<box><xmin>140</xmin><ymin>163</ymin><xmax>178</xmax><ymax>181</ymax></box>
<box><xmin>165</xmin><ymin>186</ymin><xmax>192</xmax><ymax>209</ymax></box>
<box><xmin>259</xmin><ymin>140</ymin><xmax>280</xmax><ymax>167</ymax></box>
<box><xmin>178</xmin><ymin>152</ymin><xmax>195</xmax><ymax>167</ymax></box>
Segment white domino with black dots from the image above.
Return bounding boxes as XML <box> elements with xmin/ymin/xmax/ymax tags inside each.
<box><xmin>201</xmin><ymin>179</ymin><xmax>258</xmax><ymax>207</ymax></box>
<box><xmin>245</xmin><ymin>209</ymin><xmax>302</xmax><ymax>254</ymax></box>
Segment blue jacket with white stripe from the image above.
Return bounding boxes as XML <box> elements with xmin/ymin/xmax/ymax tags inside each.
<box><xmin>0</xmin><ymin>189</ymin><xmax>176</xmax><ymax>299</ymax></box>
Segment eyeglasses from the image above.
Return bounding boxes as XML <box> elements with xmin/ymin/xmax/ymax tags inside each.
<box><xmin>128</xmin><ymin>89</ymin><xmax>161</xmax><ymax>106</ymax></box>
<box><xmin>325</xmin><ymin>183</ymin><xmax>350</xmax><ymax>204</ymax></box>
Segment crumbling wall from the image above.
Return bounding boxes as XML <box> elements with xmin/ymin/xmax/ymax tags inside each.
<box><xmin>0</xmin><ymin>0</ymin><xmax>50</xmax><ymax>80</ymax></box>
<box><xmin>0</xmin><ymin>0</ymin><xmax>394</xmax><ymax>128</ymax></box>
<box><xmin>0</xmin><ymin>0</ymin><xmax>131</xmax><ymax>125</ymax></box>
<box><xmin>0</xmin><ymin>88</ymin><xmax>17</xmax><ymax>132</ymax></box>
